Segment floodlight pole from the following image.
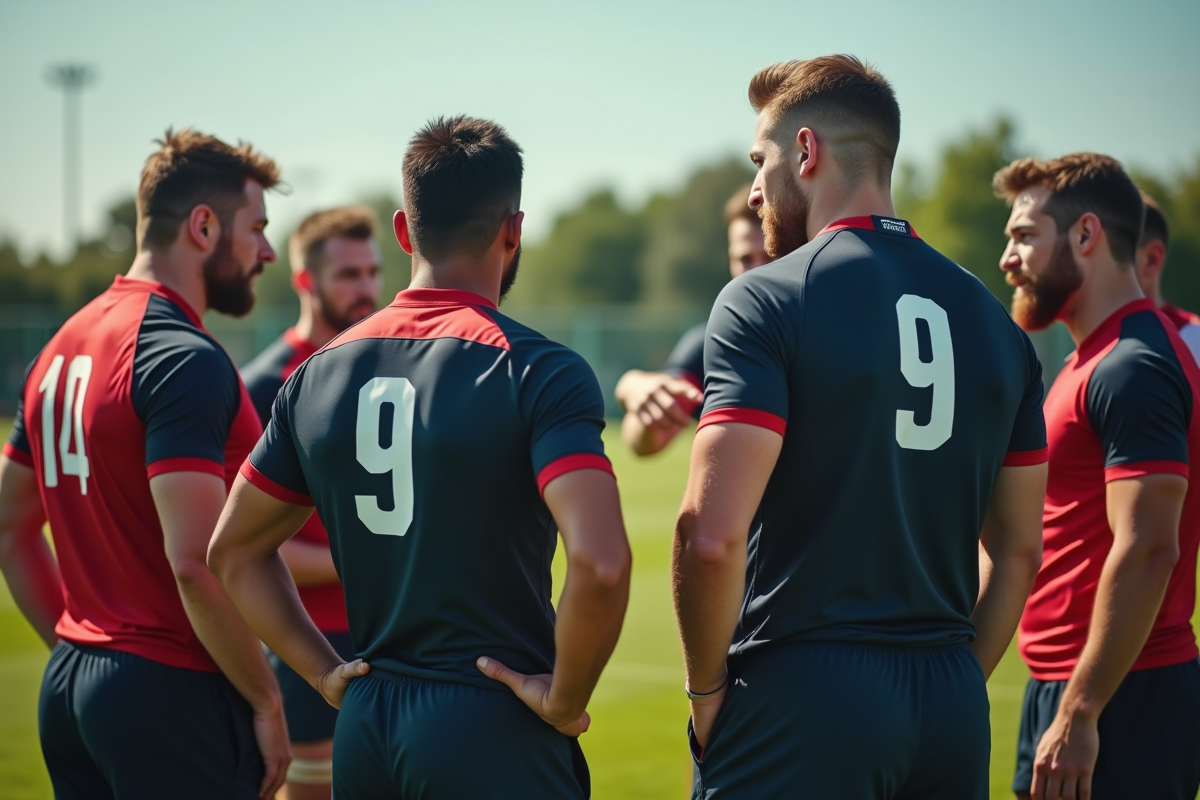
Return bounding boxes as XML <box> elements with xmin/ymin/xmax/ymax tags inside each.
<box><xmin>47</xmin><ymin>64</ymin><xmax>96</xmax><ymax>254</ymax></box>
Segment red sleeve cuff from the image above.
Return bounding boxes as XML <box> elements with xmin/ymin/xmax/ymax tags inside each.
<box><xmin>2</xmin><ymin>441</ymin><xmax>34</xmax><ymax>468</ymax></box>
<box><xmin>536</xmin><ymin>453</ymin><xmax>614</xmax><ymax>496</ymax></box>
<box><xmin>697</xmin><ymin>407</ymin><xmax>787</xmax><ymax>437</ymax></box>
<box><xmin>1105</xmin><ymin>460</ymin><xmax>1189</xmax><ymax>482</ymax></box>
<box><xmin>1003</xmin><ymin>447</ymin><xmax>1048</xmax><ymax>467</ymax></box>
<box><xmin>239</xmin><ymin>459</ymin><xmax>314</xmax><ymax>506</ymax></box>
<box><xmin>147</xmin><ymin>457</ymin><xmax>225</xmax><ymax>479</ymax></box>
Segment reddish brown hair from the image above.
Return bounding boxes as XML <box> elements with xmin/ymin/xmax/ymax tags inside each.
<box><xmin>748</xmin><ymin>55</ymin><xmax>900</xmax><ymax>185</ymax></box>
<box><xmin>137</xmin><ymin>127</ymin><xmax>280</xmax><ymax>249</ymax></box>
<box><xmin>289</xmin><ymin>205</ymin><xmax>377</xmax><ymax>272</ymax></box>
<box><xmin>993</xmin><ymin>153</ymin><xmax>1144</xmax><ymax>265</ymax></box>
<box><xmin>723</xmin><ymin>183</ymin><xmax>761</xmax><ymax>227</ymax></box>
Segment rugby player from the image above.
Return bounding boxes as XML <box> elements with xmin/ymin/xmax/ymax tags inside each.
<box><xmin>0</xmin><ymin>129</ymin><xmax>290</xmax><ymax>799</ymax></box>
<box><xmin>208</xmin><ymin>115</ymin><xmax>632</xmax><ymax>799</ymax></box>
<box><xmin>996</xmin><ymin>155</ymin><xmax>1200</xmax><ymax>800</ymax></box>
<box><xmin>240</xmin><ymin>205</ymin><xmax>382</xmax><ymax>799</ymax></box>
<box><xmin>673</xmin><ymin>56</ymin><xmax>1048</xmax><ymax>799</ymax></box>
<box><xmin>615</xmin><ymin>184</ymin><xmax>770</xmax><ymax>455</ymax></box>
<box><xmin>1134</xmin><ymin>193</ymin><xmax>1200</xmax><ymax>360</ymax></box>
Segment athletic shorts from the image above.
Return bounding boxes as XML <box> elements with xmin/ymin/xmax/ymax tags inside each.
<box><xmin>267</xmin><ymin>630</ymin><xmax>354</xmax><ymax>743</ymax></box>
<box><xmin>691</xmin><ymin>641</ymin><xmax>989</xmax><ymax>800</ymax></box>
<box><xmin>38</xmin><ymin>640</ymin><xmax>262</xmax><ymax>800</ymax></box>
<box><xmin>333</xmin><ymin>671</ymin><xmax>589</xmax><ymax>799</ymax></box>
<box><xmin>1013</xmin><ymin>657</ymin><xmax>1200</xmax><ymax>799</ymax></box>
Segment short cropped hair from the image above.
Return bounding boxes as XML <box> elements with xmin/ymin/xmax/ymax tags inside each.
<box><xmin>993</xmin><ymin>153</ymin><xmax>1144</xmax><ymax>265</ymax></box>
<box><xmin>748</xmin><ymin>55</ymin><xmax>901</xmax><ymax>186</ymax></box>
<box><xmin>289</xmin><ymin>205</ymin><xmax>378</xmax><ymax>272</ymax></box>
<box><xmin>723</xmin><ymin>183</ymin><xmax>761</xmax><ymax>227</ymax></box>
<box><xmin>402</xmin><ymin>116</ymin><xmax>523</xmax><ymax>259</ymax></box>
<box><xmin>137</xmin><ymin>127</ymin><xmax>281</xmax><ymax>249</ymax></box>
<box><xmin>1139</xmin><ymin>192</ymin><xmax>1170</xmax><ymax>249</ymax></box>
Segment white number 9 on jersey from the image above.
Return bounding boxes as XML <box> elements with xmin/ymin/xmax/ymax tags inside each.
<box><xmin>355</xmin><ymin>377</ymin><xmax>416</xmax><ymax>536</ymax></box>
<box><xmin>895</xmin><ymin>294</ymin><xmax>955</xmax><ymax>450</ymax></box>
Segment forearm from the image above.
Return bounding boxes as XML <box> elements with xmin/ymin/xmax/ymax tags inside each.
<box><xmin>672</xmin><ymin>520</ymin><xmax>746</xmax><ymax>691</ymax></box>
<box><xmin>1060</xmin><ymin>539</ymin><xmax>1177</xmax><ymax>719</ymax></box>
<box><xmin>215</xmin><ymin>550</ymin><xmax>343</xmax><ymax>690</ymax></box>
<box><xmin>970</xmin><ymin>547</ymin><xmax>1038</xmax><ymax>678</ymax></box>
<box><xmin>278</xmin><ymin>538</ymin><xmax>338</xmax><ymax>586</ymax></box>
<box><xmin>0</xmin><ymin>527</ymin><xmax>63</xmax><ymax>647</ymax></box>
<box><xmin>620</xmin><ymin>410</ymin><xmax>678</xmax><ymax>456</ymax></box>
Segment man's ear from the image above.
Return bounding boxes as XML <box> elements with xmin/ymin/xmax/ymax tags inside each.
<box><xmin>185</xmin><ymin>205</ymin><xmax>219</xmax><ymax>252</ymax></box>
<box><xmin>292</xmin><ymin>269</ymin><xmax>314</xmax><ymax>293</ymax></box>
<box><xmin>506</xmin><ymin>211</ymin><xmax>524</xmax><ymax>250</ymax></box>
<box><xmin>796</xmin><ymin>127</ymin><xmax>818</xmax><ymax>179</ymax></box>
<box><xmin>1074</xmin><ymin>212</ymin><xmax>1103</xmax><ymax>258</ymax></box>
<box><xmin>393</xmin><ymin>210</ymin><xmax>413</xmax><ymax>255</ymax></box>
<box><xmin>1140</xmin><ymin>240</ymin><xmax>1167</xmax><ymax>277</ymax></box>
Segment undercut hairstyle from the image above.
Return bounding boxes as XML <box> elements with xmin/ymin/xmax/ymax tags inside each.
<box><xmin>402</xmin><ymin>116</ymin><xmax>523</xmax><ymax>259</ymax></box>
<box><xmin>993</xmin><ymin>153</ymin><xmax>1145</xmax><ymax>266</ymax></box>
<box><xmin>289</xmin><ymin>205</ymin><xmax>378</xmax><ymax>272</ymax></box>
<box><xmin>748</xmin><ymin>55</ymin><xmax>901</xmax><ymax>186</ymax></box>
<box><xmin>1139</xmin><ymin>192</ymin><xmax>1170</xmax><ymax>249</ymax></box>
<box><xmin>137</xmin><ymin>127</ymin><xmax>281</xmax><ymax>250</ymax></box>
<box><xmin>723</xmin><ymin>183</ymin><xmax>761</xmax><ymax>227</ymax></box>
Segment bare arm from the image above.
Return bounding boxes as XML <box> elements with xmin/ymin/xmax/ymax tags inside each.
<box><xmin>673</xmin><ymin>422</ymin><xmax>782</xmax><ymax>746</ymax></box>
<box><xmin>207</xmin><ymin>475</ymin><xmax>363</xmax><ymax>701</ymax></box>
<box><xmin>615</xmin><ymin>370</ymin><xmax>703</xmax><ymax>456</ymax></box>
<box><xmin>0</xmin><ymin>455</ymin><xmax>63</xmax><ymax>647</ymax></box>
<box><xmin>278</xmin><ymin>534</ymin><xmax>338</xmax><ymax>587</ymax></box>
<box><xmin>151</xmin><ymin>471</ymin><xmax>291</xmax><ymax>799</ymax></box>
<box><xmin>477</xmin><ymin>469</ymin><xmax>631</xmax><ymax>735</ymax></box>
<box><xmin>1031</xmin><ymin>473</ymin><xmax>1186</xmax><ymax>800</ymax></box>
<box><xmin>971</xmin><ymin>463</ymin><xmax>1046</xmax><ymax>677</ymax></box>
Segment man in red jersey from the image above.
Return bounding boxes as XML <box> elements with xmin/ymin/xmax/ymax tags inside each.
<box><xmin>0</xmin><ymin>129</ymin><xmax>291</xmax><ymax>799</ymax></box>
<box><xmin>996</xmin><ymin>154</ymin><xmax>1200</xmax><ymax>800</ymax></box>
<box><xmin>240</xmin><ymin>205</ymin><xmax>382</xmax><ymax>800</ymax></box>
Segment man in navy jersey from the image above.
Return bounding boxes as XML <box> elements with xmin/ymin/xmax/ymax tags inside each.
<box><xmin>0</xmin><ymin>129</ymin><xmax>291</xmax><ymax>799</ymax></box>
<box><xmin>673</xmin><ymin>56</ymin><xmax>1048</xmax><ymax>800</ymax></box>
<box><xmin>208</xmin><ymin>116</ymin><xmax>632</xmax><ymax>799</ymax></box>
<box><xmin>240</xmin><ymin>205</ymin><xmax>381</xmax><ymax>799</ymax></box>
<box><xmin>615</xmin><ymin>184</ymin><xmax>770</xmax><ymax>455</ymax></box>
<box><xmin>995</xmin><ymin>155</ymin><xmax>1200</xmax><ymax>800</ymax></box>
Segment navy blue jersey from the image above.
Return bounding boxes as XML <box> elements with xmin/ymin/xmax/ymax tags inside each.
<box><xmin>241</xmin><ymin>328</ymin><xmax>317</xmax><ymax>427</ymax></box>
<box><xmin>700</xmin><ymin>216</ymin><xmax>1047</xmax><ymax>654</ymax></box>
<box><xmin>242</xmin><ymin>288</ymin><xmax>612</xmax><ymax>688</ymax></box>
<box><xmin>665</xmin><ymin>323</ymin><xmax>706</xmax><ymax>421</ymax></box>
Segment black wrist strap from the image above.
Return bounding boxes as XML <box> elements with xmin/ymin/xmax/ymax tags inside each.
<box><xmin>685</xmin><ymin>671</ymin><xmax>729</xmax><ymax>700</ymax></box>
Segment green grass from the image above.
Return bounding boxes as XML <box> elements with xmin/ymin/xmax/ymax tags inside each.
<box><xmin>0</xmin><ymin>421</ymin><xmax>1193</xmax><ymax>798</ymax></box>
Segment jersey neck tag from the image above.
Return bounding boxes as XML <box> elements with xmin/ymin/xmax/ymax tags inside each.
<box><xmin>871</xmin><ymin>216</ymin><xmax>912</xmax><ymax>237</ymax></box>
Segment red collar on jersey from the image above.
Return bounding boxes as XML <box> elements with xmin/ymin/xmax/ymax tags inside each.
<box><xmin>110</xmin><ymin>275</ymin><xmax>205</xmax><ymax>327</ymax></box>
<box><xmin>394</xmin><ymin>288</ymin><xmax>498</xmax><ymax>310</ymax></box>
<box><xmin>819</xmin><ymin>216</ymin><xmax>920</xmax><ymax>239</ymax></box>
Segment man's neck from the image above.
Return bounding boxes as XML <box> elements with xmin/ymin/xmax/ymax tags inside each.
<box><xmin>807</xmin><ymin>181</ymin><xmax>897</xmax><ymax>240</ymax></box>
<box><xmin>292</xmin><ymin>307</ymin><xmax>338</xmax><ymax>349</ymax></box>
<box><xmin>407</xmin><ymin>253</ymin><xmax>500</xmax><ymax>307</ymax></box>
<box><xmin>125</xmin><ymin>250</ymin><xmax>207</xmax><ymax>316</ymax></box>
<box><xmin>1062</xmin><ymin>265</ymin><xmax>1145</xmax><ymax>346</ymax></box>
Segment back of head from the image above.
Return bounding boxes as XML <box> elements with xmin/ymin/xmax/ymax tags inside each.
<box><xmin>748</xmin><ymin>55</ymin><xmax>901</xmax><ymax>187</ymax></box>
<box><xmin>289</xmin><ymin>205</ymin><xmax>378</xmax><ymax>273</ymax></box>
<box><xmin>402</xmin><ymin>116</ymin><xmax>523</xmax><ymax>260</ymax></box>
<box><xmin>137</xmin><ymin>127</ymin><xmax>281</xmax><ymax>250</ymax></box>
<box><xmin>993</xmin><ymin>153</ymin><xmax>1144</xmax><ymax>265</ymax></box>
<box><xmin>724</xmin><ymin>182</ymin><xmax>761</xmax><ymax>228</ymax></box>
<box><xmin>1139</xmin><ymin>191</ymin><xmax>1170</xmax><ymax>250</ymax></box>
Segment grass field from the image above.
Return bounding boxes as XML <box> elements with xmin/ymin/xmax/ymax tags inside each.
<box><xmin>0</xmin><ymin>420</ymin><xmax>1192</xmax><ymax>799</ymax></box>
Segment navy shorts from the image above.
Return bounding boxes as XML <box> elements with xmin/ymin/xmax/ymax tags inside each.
<box><xmin>1013</xmin><ymin>658</ymin><xmax>1200</xmax><ymax>799</ymax></box>
<box><xmin>692</xmin><ymin>641</ymin><xmax>989</xmax><ymax>800</ymax></box>
<box><xmin>38</xmin><ymin>640</ymin><xmax>262</xmax><ymax>800</ymax></box>
<box><xmin>267</xmin><ymin>630</ymin><xmax>354</xmax><ymax>743</ymax></box>
<box><xmin>333</xmin><ymin>671</ymin><xmax>589</xmax><ymax>799</ymax></box>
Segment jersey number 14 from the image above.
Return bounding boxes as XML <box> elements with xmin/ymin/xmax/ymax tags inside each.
<box><xmin>36</xmin><ymin>354</ymin><xmax>94</xmax><ymax>494</ymax></box>
<box><xmin>895</xmin><ymin>295</ymin><xmax>954</xmax><ymax>451</ymax></box>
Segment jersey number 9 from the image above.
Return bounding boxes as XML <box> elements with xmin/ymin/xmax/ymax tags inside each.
<box><xmin>895</xmin><ymin>295</ymin><xmax>955</xmax><ymax>451</ymax></box>
<box><xmin>355</xmin><ymin>377</ymin><xmax>416</xmax><ymax>536</ymax></box>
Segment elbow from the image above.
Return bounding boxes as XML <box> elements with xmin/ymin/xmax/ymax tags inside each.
<box><xmin>172</xmin><ymin>555</ymin><xmax>217</xmax><ymax>593</ymax></box>
<box><xmin>1020</xmin><ymin>546</ymin><xmax>1043</xmax><ymax>582</ymax></box>
<box><xmin>1145</xmin><ymin>541</ymin><xmax>1181</xmax><ymax>580</ymax></box>
<box><xmin>572</xmin><ymin>542</ymin><xmax>632</xmax><ymax>592</ymax></box>
<box><xmin>675</xmin><ymin>510</ymin><xmax>738</xmax><ymax>567</ymax></box>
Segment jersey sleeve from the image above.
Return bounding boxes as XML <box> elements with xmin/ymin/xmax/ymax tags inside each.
<box><xmin>1086</xmin><ymin>337</ymin><xmax>1192</xmax><ymax>481</ymax></box>
<box><xmin>699</xmin><ymin>278</ymin><xmax>790</xmax><ymax>436</ymax></box>
<box><xmin>525</xmin><ymin>347</ymin><xmax>613</xmax><ymax>497</ymax></box>
<box><xmin>1003</xmin><ymin>329</ymin><xmax>1049</xmax><ymax>466</ymax></box>
<box><xmin>241</xmin><ymin>378</ymin><xmax>313</xmax><ymax>506</ymax></box>
<box><xmin>664</xmin><ymin>324</ymin><xmax>707</xmax><ymax>421</ymax></box>
<box><xmin>2</xmin><ymin>357</ymin><xmax>36</xmax><ymax>467</ymax></box>
<box><xmin>132</xmin><ymin>327</ymin><xmax>241</xmax><ymax>479</ymax></box>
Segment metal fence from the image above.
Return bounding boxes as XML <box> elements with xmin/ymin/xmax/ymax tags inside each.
<box><xmin>0</xmin><ymin>303</ymin><xmax>1073</xmax><ymax>419</ymax></box>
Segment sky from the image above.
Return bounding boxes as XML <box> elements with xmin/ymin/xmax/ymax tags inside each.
<box><xmin>1</xmin><ymin>0</ymin><xmax>1198</xmax><ymax>259</ymax></box>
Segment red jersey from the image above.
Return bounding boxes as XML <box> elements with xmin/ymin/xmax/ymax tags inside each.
<box><xmin>1020</xmin><ymin>299</ymin><xmax>1200</xmax><ymax>680</ymax></box>
<box><xmin>241</xmin><ymin>327</ymin><xmax>348</xmax><ymax>632</ymax></box>
<box><xmin>3</xmin><ymin>276</ymin><xmax>262</xmax><ymax>671</ymax></box>
<box><xmin>1161</xmin><ymin>302</ymin><xmax>1200</xmax><ymax>331</ymax></box>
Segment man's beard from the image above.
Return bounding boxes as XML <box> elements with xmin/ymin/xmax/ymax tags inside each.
<box><xmin>316</xmin><ymin>286</ymin><xmax>377</xmax><ymax>334</ymax></box>
<box><xmin>1010</xmin><ymin>235</ymin><xmax>1082</xmax><ymax>331</ymax></box>
<box><xmin>761</xmin><ymin>169</ymin><xmax>811</xmax><ymax>259</ymax></box>
<box><xmin>203</xmin><ymin>234</ymin><xmax>260</xmax><ymax>317</ymax></box>
<box><xmin>499</xmin><ymin>245</ymin><xmax>521</xmax><ymax>303</ymax></box>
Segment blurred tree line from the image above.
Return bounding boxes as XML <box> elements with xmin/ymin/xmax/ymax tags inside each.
<box><xmin>3</xmin><ymin>123</ymin><xmax>1200</xmax><ymax>314</ymax></box>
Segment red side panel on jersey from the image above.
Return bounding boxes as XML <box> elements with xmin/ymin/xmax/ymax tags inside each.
<box><xmin>327</xmin><ymin>288</ymin><xmax>511</xmax><ymax>352</ymax></box>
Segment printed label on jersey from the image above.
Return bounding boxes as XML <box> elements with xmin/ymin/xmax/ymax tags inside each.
<box><xmin>873</xmin><ymin>216</ymin><xmax>912</xmax><ymax>237</ymax></box>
